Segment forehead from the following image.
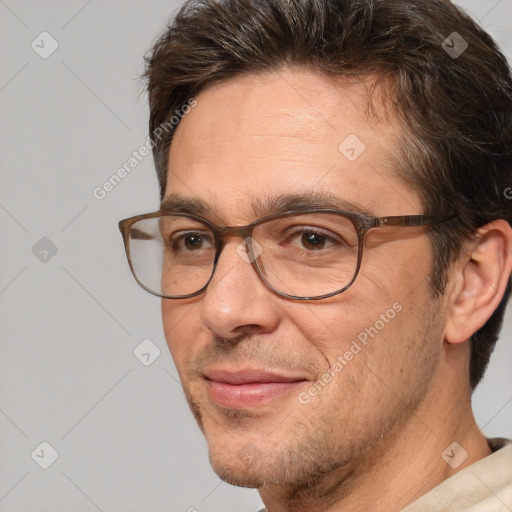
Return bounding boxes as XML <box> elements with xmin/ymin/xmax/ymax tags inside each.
<box><xmin>166</xmin><ymin>68</ymin><xmax>421</xmax><ymax>222</ymax></box>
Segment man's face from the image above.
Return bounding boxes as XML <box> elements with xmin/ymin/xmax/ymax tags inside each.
<box><xmin>162</xmin><ymin>68</ymin><xmax>445</xmax><ymax>488</ymax></box>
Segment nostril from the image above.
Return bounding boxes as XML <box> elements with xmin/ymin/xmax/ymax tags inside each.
<box><xmin>214</xmin><ymin>330</ymin><xmax>259</xmax><ymax>345</ymax></box>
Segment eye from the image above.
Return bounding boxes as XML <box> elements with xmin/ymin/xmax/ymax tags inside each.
<box><xmin>183</xmin><ymin>233</ymin><xmax>205</xmax><ymax>250</ymax></box>
<box><xmin>171</xmin><ymin>231</ymin><xmax>214</xmax><ymax>251</ymax></box>
<box><xmin>300</xmin><ymin>231</ymin><xmax>330</xmax><ymax>250</ymax></box>
<box><xmin>284</xmin><ymin>228</ymin><xmax>339</xmax><ymax>251</ymax></box>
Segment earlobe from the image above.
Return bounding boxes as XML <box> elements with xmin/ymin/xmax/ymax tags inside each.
<box><xmin>444</xmin><ymin>220</ymin><xmax>512</xmax><ymax>346</ymax></box>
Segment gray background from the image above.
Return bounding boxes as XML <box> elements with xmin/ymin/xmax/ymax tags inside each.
<box><xmin>0</xmin><ymin>1</ymin><xmax>511</xmax><ymax>511</ymax></box>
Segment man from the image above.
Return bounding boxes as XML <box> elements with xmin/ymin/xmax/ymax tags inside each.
<box><xmin>119</xmin><ymin>0</ymin><xmax>512</xmax><ymax>510</ymax></box>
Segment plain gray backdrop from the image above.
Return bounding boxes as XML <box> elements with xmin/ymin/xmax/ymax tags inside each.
<box><xmin>1</xmin><ymin>1</ymin><xmax>511</xmax><ymax>511</ymax></box>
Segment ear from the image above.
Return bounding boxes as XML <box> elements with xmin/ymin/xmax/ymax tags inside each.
<box><xmin>445</xmin><ymin>219</ymin><xmax>512</xmax><ymax>345</ymax></box>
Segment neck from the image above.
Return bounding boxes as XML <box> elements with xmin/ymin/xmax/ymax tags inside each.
<box><xmin>258</xmin><ymin>358</ymin><xmax>490</xmax><ymax>512</ymax></box>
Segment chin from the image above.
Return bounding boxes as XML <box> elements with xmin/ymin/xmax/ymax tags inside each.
<box><xmin>206</xmin><ymin>436</ymin><xmax>288</xmax><ymax>488</ymax></box>
<box><xmin>206</xmin><ymin>431</ymin><xmax>340</xmax><ymax>490</ymax></box>
<box><xmin>212</xmin><ymin>462</ymin><xmax>266</xmax><ymax>489</ymax></box>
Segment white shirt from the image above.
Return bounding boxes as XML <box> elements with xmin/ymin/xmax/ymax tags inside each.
<box><xmin>402</xmin><ymin>438</ymin><xmax>512</xmax><ymax>511</ymax></box>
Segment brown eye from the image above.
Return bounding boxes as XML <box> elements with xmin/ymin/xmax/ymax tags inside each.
<box><xmin>169</xmin><ymin>231</ymin><xmax>214</xmax><ymax>252</ymax></box>
<box><xmin>301</xmin><ymin>232</ymin><xmax>327</xmax><ymax>250</ymax></box>
<box><xmin>184</xmin><ymin>234</ymin><xmax>205</xmax><ymax>250</ymax></box>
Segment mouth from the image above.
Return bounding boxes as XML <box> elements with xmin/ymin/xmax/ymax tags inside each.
<box><xmin>204</xmin><ymin>368</ymin><xmax>309</xmax><ymax>408</ymax></box>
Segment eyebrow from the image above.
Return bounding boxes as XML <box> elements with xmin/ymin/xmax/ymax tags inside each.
<box><xmin>160</xmin><ymin>192</ymin><xmax>375</xmax><ymax>221</ymax></box>
<box><xmin>160</xmin><ymin>195</ymin><xmax>211</xmax><ymax>216</ymax></box>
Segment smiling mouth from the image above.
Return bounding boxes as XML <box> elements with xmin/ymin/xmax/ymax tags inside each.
<box><xmin>203</xmin><ymin>368</ymin><xmax>309</xmax><ymax>408</ymax></box>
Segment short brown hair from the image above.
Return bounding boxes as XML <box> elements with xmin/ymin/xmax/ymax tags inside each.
<box><xmin>143</xmin><ymin>0</ymin><xmax>512</xmax><ymax>389</ymax></box>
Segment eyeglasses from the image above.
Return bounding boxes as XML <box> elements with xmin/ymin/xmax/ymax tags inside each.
<box><xmin>118</xmin><ymin>209</ymin><xmax>456</xmax><ymax>301</ymax></box>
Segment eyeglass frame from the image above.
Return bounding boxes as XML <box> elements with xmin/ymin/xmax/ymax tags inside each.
<box><xmin>118</xmin><ymin>208</ymin><xmax>457</xmax><ymax>301</ymax></box>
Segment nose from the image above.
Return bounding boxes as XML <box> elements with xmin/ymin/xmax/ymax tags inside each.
<box><xmin>199</xmin><ymin>238</ymin><xmax>280</xmax><ymax>340</ymax></box>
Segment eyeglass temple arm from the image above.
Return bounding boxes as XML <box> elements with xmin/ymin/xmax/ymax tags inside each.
<box><xmin>372</xmin><ymin>214</ymin><xmax>457</xmax><ymax>228</ymax></box>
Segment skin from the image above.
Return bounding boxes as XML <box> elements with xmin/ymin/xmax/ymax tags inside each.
<box><xmin>160</xmin><ymin>67</ymin><xmax>512</xmax><ymax>511</ymax></box>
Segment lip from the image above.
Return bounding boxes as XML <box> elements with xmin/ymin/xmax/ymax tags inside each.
<box><xmin>204</xmin><ymin>368</ymin><xmax>308</xmax><ymax>408</ymax></box>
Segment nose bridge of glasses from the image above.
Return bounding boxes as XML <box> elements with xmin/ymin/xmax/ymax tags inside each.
<box><xmin>211</xmin><ymin>224</ymin><xmax>262</xmax><ymax>286</ymax></box>
<box><xmin>215</xmin><ymin>224</ymin><xmax>254</xmax><ymax>247</ymax></box>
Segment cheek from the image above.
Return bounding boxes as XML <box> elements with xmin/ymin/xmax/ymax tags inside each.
<box><xmin>285</xmin><ymin>289</ymin><xmax>399</xmax><ymax>364</ymax></box>
<box><xmin>363</xmin><ymin>236</ymin><xmax>434</xmax><ymax>292</ymax></box>
<box><xmin>294</xmin><ymin>298</ymin><xmax>437</xmax><ymax>418</ymax></box>
<box><xmin>282</xmin><ymin>248</ymin><xmax>427</xmax><ymax>375</ymax></box>
<box><xmin>161</xmin><ymin>300</ymin><xmax>200</xmax><ymax>371</ymax></box>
